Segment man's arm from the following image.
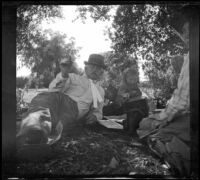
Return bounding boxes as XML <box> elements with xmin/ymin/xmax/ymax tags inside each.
<box><xmin>49</xmin><ymin>72</ymin><xmax>68</xmax><ymax>92</ymax></box>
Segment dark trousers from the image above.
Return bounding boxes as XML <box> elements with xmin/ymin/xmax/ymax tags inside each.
<box><xmin>103</xmin><ymin>102</ymin><xmax>123</xmax><ymax>116</ymax></box>
<box><xmin>103</xmin><ymin>99</ymin><xmax>149</xmax><ymax>134</ymax></box>
<box><xmin>25</xmin><ymin>92</ymin><xmax>79</xmax><ymax>136</ymax></box>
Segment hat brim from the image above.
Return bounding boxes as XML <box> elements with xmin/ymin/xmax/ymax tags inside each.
<box><xmin>60</xmin><ymin>62</ymin><xmax>72</xmax><ymax>65</ymax></box>
<box><xmin>84</xmin><ymin>61</ymin><xmax>106</xmax><ymax>69</ymax></box>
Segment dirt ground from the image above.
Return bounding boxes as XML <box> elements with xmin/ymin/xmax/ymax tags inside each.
<box><xmin>15</xmin><ymin>89</ymin><xmax>171</xmax><ymax>177</ymax></box>
<box><xmin>16</xmin><ymin>126</ymin><xmax>171</xmax><ymax>177</ymax></box>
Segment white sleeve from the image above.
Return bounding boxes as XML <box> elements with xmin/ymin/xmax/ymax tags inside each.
<box><xmin>91</xmin><ymin>87</ymin><xmax>105</xmax><ymax>120</ymax></box>
<box><xmin>49</xmin><ymin>73</ymin><xmax>63</xmax><ymax>90</ymax></box>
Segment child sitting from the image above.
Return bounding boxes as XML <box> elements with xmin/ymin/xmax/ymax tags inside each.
<box><xmin>116</xmin><ymin>66</ymin><xmax>142</xmax><ymax>105</ymax></box>
<box><xmin>103</xmin><ymin>66</ymin><xmax>148</xmax><ymax>135</ymax></box>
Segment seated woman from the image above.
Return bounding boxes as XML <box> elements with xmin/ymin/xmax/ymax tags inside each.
<box><xmin>116</xmin><ymin>66</ymin><xmax>142</xmax><ymax>105</ymax></box>
<box><xmin>103</xmin><ymin>66</ymin><xmax>149</xmax><ymax>134</ymax></box>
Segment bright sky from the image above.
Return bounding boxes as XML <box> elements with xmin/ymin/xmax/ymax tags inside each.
<box><xmin>44</xmin><ymin>6</ymin><xmax>113</xmax><ymax>69</ymax></box>
<box><xmin>17</xmin><ymin>5</ymin><xmax>147</xmax><ymax>81</ymax></box>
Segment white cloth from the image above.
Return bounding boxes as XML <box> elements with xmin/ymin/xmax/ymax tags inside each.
<box><xmin>90</xmin><ymin>79</ymin><xmax>103</xmax><ymax>108</ymax></box>
<box><xmin>159</xmin><ymin>53</ymin><xmax>190</xmax><ymax>121</ymax></box>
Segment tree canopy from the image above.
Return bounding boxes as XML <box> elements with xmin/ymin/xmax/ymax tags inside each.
<box><xmin>17</xmin><ymin>5</ymin><xmax>63</xmax><ymax>67</ymax></box>
<box><xmin>75</xmin><ymin>4</ymin><xmax>188</xmax><ymax>101</ymax></box>
<box><xmin>17</xmin><ymin>5</ymin><xmax>82</xmax><ymax>88</ymax></box>
<box><xmin>27</xmin><ymin>30</ymin><xmax>81</xmax><ymax>88</ymax></box>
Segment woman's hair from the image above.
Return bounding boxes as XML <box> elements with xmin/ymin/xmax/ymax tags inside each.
<box><xmin>123</xmin><ymin>67</ymin><xmax>139</xmax><ymax>85</ymax></box>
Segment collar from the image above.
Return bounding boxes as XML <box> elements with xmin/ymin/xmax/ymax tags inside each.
<box><xmin>83</xmin><ymin>73</ymin><xmax>99</xmax><ymax>84</ymax></box>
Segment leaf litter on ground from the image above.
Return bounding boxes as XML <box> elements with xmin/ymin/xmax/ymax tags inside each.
<box><xmin>16</xmin><ymin>124</ymin><xmax>171</xmax><ymax>176</ymax></box>
<box><xmin>16</xmin><ymin>90</ymin><xmax>171</xmax><ymax>176</ymax></box>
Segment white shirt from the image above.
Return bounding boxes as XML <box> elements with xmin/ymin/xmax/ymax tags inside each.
<box><xmin>159</xmin><ymin>53</ymin><xmax>190</xmax><ymax>121</ymax></box>
<box><xmin>49</xmin><ymin>73</ymin><xmax>105</xmax><ymax>120</ymax></box>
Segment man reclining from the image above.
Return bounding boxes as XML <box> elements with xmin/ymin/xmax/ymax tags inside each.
<box><xmin>17</xmin><ymin>54</ymin><xmax>106</xmax><ymax>146</ymax></box>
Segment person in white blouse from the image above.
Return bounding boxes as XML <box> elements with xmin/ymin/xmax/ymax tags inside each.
<box><xmin>137</xmin><ymin>6</ymin><xmax>192</xmax><ymax>177</ymax></box>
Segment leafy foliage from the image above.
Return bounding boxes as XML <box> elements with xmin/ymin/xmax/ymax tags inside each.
<box><xmin>31</xmin><ymin>30</ymin><xmax>80</xmax><ymax>75</ymax></box>
<box><xmin>17</xmin><ymin>5</ymin><xmax>83</xmax><ymax>88</ymax></box>
<box><xmin>75</xmin><ymin>4</ymin><xmax>188</xmax><ymax>102</ymax></box>
<box><xmin>19</xmin><ymin>29</ymin><xmax>81</xmax><ymax>88</ymax></box>
<box><xmin>74</xmin><ymin>5</ymin><xmax>115</xmax><ymax>23</ymax></box>
<box><xmin>17</xmin><ymin>5</ymin><xmax>63</xmax><ymax>56</ymax></box>
<box><xmin>17</xmin><ymin>77</ymin><xmax>29</xmax><ymax>88</ymax></box>
<box><xmin>16</xmin><ymin>88</ymin><xmax>28</xmax><ymax>119</ymax></box>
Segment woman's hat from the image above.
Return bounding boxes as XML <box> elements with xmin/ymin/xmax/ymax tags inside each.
<box><xmin>84</xmin><ymin>54</ymin><xmax>106</xmax><ymax>69</ymax></box>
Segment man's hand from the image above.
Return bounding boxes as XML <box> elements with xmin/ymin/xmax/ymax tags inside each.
<box><xmin>56</xmin><ymin>78</ymin><xmax>67</xmax><ymax>89</ymax></box>
<box><xmin>61</xmin><ymin>71</ymin><xmax>69</xmax><ymax>78</ymax></box>
<box><xmin>122</xmin><ymin>93</ymin><xmax>130</xmax><ymax>99</ymax></box>
<box><xmin>85</xmin><ymin>114</ymin><xmax>98</xmax><ymax>125</ymax></box>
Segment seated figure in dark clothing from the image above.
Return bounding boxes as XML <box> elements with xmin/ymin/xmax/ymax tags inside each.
<box><xmin>103</xmin><ymin>84</ymin><xmax>123</xmax><ymax>116</ymax></box>
<box><xmin>116</xmin><ymin>66</ymin><xmax>142</xmax><ymax>102</ymax></box>
<box><xmin>103</xmin><ymin>66</ymin><xmax>149</xmax><ymax>134</ymax></box>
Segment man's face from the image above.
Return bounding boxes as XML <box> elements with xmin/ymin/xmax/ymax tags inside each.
<box><xmin>85</xmin><ymin>64</ymin><xmax>104</xmax><ymax>80</ymax></box>
<box><xmin>60</xmin><ymin>59</ymin><xmax>72</xmax><ymax>78</ymax></box>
